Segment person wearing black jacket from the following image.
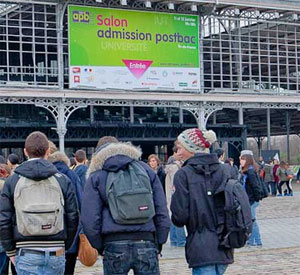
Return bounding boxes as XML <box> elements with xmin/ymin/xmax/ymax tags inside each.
<box><xmin>239</xmin><ymin>150</ymin><xmax>262</xmax><ymax>247</ymax></box>
<box><xmin>171</xmin><ymin>128</ymin><xmax>234</xmax><ymax>275</ymax></box>
<box><xmin>0</xmin><ymin>131</ymin><xmax>79</xmax><ymax>275</ymax></box>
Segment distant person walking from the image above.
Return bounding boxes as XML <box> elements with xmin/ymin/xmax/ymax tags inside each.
<box><xmin>148</xmin><ymin>154</ymin><xmax>166</xmax><ymax>193</ymax></box>
<box><xmin>224</xmin><ymin>158</ymin><xmax>239</xmax><ymax>180</ymax></box>
<box><xmin>276</xmin><ymin>161</ymin><xmax>293</xmax><ymax>196</ymax></box>
<box><xmin>264</xmin><ymin>159</ymin><xmax>275</xmax><ymax>196</ymax></box>
<box><xmin>273</xmin><ymin>159</ymin><xmax>280</xmax><ymax>195</ymax></box>
<box><xmin>165</xmin><ymin>143</ymin><xmax>185</xmax><ymax>247</ymax></box>
<box><xmin>74</xmin><ymin>149</ymin><xmax>88</xmax><ymax>189</ymax></box>
<box><xmin>7</xmin><ymin>154</ymin><xmax>19</xmax><ymax>173</ymax></box>
<box><xmin>239</xmin><ymin>150</ymin><xmax>262</xmax><ymax>247</ymax></box>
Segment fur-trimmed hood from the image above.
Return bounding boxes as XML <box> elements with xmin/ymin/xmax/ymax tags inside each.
<box><xmin>88</xmin><ymin>142</ymin><xmax>142</xmax><ymax>176</ymax></box>
<box><xmin>48</xmin><ymin>151</ymin><xmax>70</xmax><ymax>167</ymax></box>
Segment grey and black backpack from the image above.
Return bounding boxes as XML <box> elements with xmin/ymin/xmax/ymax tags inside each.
<box><xmin>106</xmin><ymin>161</ymin><xmax>155</xmax><ymax>225</ymax></box>
<box><xmin>14</xmin><ymin>174</ymin><xmax>65</xmax><ymax>236</ymax></box>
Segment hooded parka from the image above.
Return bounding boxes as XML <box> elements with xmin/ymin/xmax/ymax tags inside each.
<box><xmin>171</xmin><ymin>153</ymin><xmax>234</xmax><ymax>268</ymax></box>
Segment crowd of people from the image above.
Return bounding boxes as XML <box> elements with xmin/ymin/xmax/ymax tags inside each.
<box><xmin>0</xmin><ymin>128</ymin><xmax>293</xmax><ymax>275</ymax></box>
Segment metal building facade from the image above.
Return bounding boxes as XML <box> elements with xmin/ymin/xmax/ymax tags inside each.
<box><xmin>1</xmin><ymin>0</ymin><xmax>300</xmax><ymax>161</ymax></box>
<box><xmin>1</xmin><ymin>1</ymin><xmax>300</xmax><ymax>93</ymax></box>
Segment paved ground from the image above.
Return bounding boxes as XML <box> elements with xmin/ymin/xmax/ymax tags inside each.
<box><xmin>75</xmin><ymin>182</ymin><xmax>300</xmax><ymax>274</ymax></box>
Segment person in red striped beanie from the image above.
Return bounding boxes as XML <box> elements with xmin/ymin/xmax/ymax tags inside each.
<box><xmin>177</xmin><ymin>128</ymin><xmax>217</xmax><ymax>158</ymax></box>
<box><xmin>171</xmin><ymin>128</ymin><xmax>234</xmax><ymax>275</ymax></box>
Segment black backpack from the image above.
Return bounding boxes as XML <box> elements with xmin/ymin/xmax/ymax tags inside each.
<box><xmin>255</xmin><ymin>173</ymin><xmax>269</xmax><ymax>200</ymax></box>
<box><xmin>218</xmin><ymin>179</ymin><xmax>253</xmax><ymax>249</ymax></box>
<box><xmin>191</xmin><ymin>164</ymin><xmax>253</xmax><ymax>249</ymax></box>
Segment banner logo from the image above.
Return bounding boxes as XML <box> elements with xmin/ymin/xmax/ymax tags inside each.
<box><xmin>122</xmin><ymin>59</ymin><xmax>153</xmax><ymax>79</ymax></box>
<box><xmin>72</xmin><ymin>11</ymin><xmax>90</xmax><ymax>23</ymax></box>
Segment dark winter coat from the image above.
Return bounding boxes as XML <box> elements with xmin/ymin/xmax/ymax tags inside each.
<box><xmin>81</xmin><ymin>143</ymin><xmax>171</xmax><ymax>254</ymax></box>
<box><xmin>48</xmin><ymin>152</ymin><xmax>83</xmax><ymax>254</ymax></box>
<box><xmin>224</xmin><ymin>163</ymin><xmax>239</xmax><ymax>180</ymax></box>
<box><xmin>243</xmin><ymin>167</ymin><xmax>261</xmax><ymax>205</ymax></box>
<box><xmin>48</xmin><ymin>152</ymin><xmax>83</xmax><ymax>211</ymax></box>
<box><xmin>0</xmin><ymin>159</ymin><xmax>79</xmax><ymax>256</ymax></box>
<box><xmin>157</xmin><ymin>165</ymin><xmax>166</xmax><ymax>193</ymax></box>
<box><xmin>74</xmin><ymin>164</ymin><xmax>88</xmax><ymax>190</ymax></box>
<box><xmin>171</xmin><ymin>153</ymin><xmax>234</xmax><ymax>269</ymax></box>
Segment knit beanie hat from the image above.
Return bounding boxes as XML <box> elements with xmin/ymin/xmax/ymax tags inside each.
<box><xmin>177</xmin><ymin>128</ymin><xmax>217</xmax><ymax>153</ymax></box>
<box><xmin>240</xmin><ymin>150</ymin><xmax>253</xmax><ymax>156</ymax></box>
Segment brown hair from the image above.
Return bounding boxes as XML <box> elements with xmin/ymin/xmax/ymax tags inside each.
<box><xmin>0</xmin><ymin>164</ymin><xmax>11</xmax><ymax>178</ymax></box>
<box><xmin>224</xmin><ymin>158</ymin><xmax>233</xmax><ymax>164</ymax></box>
<box><xmin>25</xmin><ymin>131</ymin><xmax>49</xmax><ymax>158</ymax></box>
<box><xmin>240</xmin><ymin>154</ymin><xmax>258</xmax><ymax>174</ymax></box>
<box><xmin>279</xmin><ymin>161</ymin><xmax>288</xmax><ymax>169</ymax></box>
<box><xmin>147</xmin><ymin>154</ymin><xmax>161</xmax><ymax>166</ymax></box>
<box><xmin>75</xmin><ymin>149</ymin><xmax>86</xmax><ymax>163</ymax></box>
<box><xmin>96</xmin><ymin>136</ymin><xmax>119</xmax><ymax>150</ymax></box>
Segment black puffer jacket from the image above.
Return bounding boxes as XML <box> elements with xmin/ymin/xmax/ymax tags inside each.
<box><xmin>171</xmin><ymin>153</ymin><xmax>234</xmax><ymax>268</ymax></box>
<box><xmin>0</xmin><ymin>159</ymin><xmax>79</xmax><ymax>256</ymax></box>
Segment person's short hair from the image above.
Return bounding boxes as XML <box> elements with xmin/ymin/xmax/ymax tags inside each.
<box><xmin>25</xmin><ymin>131</ymin><xmax>49</xmax><ymax>158</ymax></box>
<box><xmin>75</xmin><ymin>150</ymin><xmax>86</xmax><ymax>163</ymax></box>
<box><xmin>214</xmin><ymin>148</ymin><xmax>225</xmax><ymax>158</ymax></box>
<box><xmin>0</xmin><ymin>155</ymin><xmax>5</xmax><ymax>164</ymax></box>
<box><xmin>96</xmin><ymin>136</ymin><xmax>119</xmax><ymax>150</ymax></box>
<box><xmin>8</xmin><ymin>154</ymin><xmax>19</xmax><ymax>165</ymax></box>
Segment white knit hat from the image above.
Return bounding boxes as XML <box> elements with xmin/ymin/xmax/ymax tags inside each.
<box><xmin>177</xmin><ymin>128</ymin><xmax>217</xmax><ymax>153</ymax></box>
<box><xmin>240</xmin><ymin>150</ymin><xmax>253</xmax><ymax>156</ymax></box>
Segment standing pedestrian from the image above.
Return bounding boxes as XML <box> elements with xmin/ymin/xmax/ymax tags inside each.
<box><xmin>171</xmin><ymin>128</ymin><xmax>234</xmax><ymax>275</ymax></box>
<box><xmin>81</xmin><ymin>136</ymin><xmax>170</xmax><ymax>275</ymax></box>
<box><xmin>276</xmin><ymin>161</ymin><xmax>293</xmax><ymax>196</ymax></box>
<box><xmin>0</xmin><ymin>131</ymin><xmax>79</xmax><ymax>275</ymax></box>
<box><xmin>74</xmin><ymin>149</ymin><xmax>88</xmax><ymax>190</ymax></box>
<box><xmin>0</xmin><ymin>164</ymin><xmax>16</xmax><ymax>275</ymax></box>
<box><xmin>239</xmin><ymin>150</ymin><xmax>262</xmax><ymax>247</ymax></box>
<box><xmin>148</xmin><ymin>154</ymin><xmax>166</xmax><ymax>193</ymax></box>
<box><xmin>165</xmin><ymin>143</ymin><xmax>185</xmax><ymax>247</ymax></box>
<box><xmin>7</xmin><ymin>154</ymin><xmax>19</xmax><ymax>173</ymax></box>
<box><xmin>273</xmin><ymin>159</ymin><xmax>280</xmax><ymax>196</ymax></box>
<box><xmin>264</xmin><ymin>159</ymin><xmax>275</xmax><ymax>196</ymax></box>
<box><xmin>48</xmin><ymin>141</ymin><xmax>83</xmax><ymax>274</ymax></box>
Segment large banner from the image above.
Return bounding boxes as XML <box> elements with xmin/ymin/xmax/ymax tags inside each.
<box><xmin>68</xmin><ymin>6</ymin><xmax>199</xmax><ymax>91</ymax></box>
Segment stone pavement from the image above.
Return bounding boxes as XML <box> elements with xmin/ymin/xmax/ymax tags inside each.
<box><xmin>75</xmin><ymin>183</ymin><xmax>300</xmax><ymax>274</ymax></box>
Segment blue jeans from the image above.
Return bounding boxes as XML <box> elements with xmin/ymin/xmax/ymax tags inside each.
<box><xmin>192</xmin><ymin>264</ymin><xmax>228</xmax><ymax>275</ymax></box>
<box><xmin>170</xmin><ymin>223</ymin><xmax>186</xmax><ymax>247</ymax></box>
<box><xmin>15</xmin><ymin>248</ymin><xmax>65</xmax><ymax>275</ymax></box>
<box><xmin>103</xmin><ymin>240</ymin><xmax>160</xmax><ymax>275</ymax></box>
<box><xmin>248</xmin><ymin>202</ymin><xmax>262</xmax><ymax>246</ymax></box>
<box><xmin>0</xmin><ymin>252</ymin><xmax>8</xmax><ymax>273</ymax></box>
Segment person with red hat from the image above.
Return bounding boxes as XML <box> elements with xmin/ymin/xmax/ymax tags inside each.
<box><xmin>171</xmin><ymin>128</ymin><xmax>234</xmax><ymax>275</ymax></box>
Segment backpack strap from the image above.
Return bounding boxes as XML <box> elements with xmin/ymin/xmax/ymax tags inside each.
<box><xmin>204</xmin><ymin>165</ymin><xmax>213</xmax><ymax>196</ymax></box>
